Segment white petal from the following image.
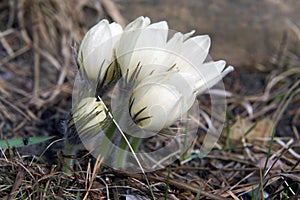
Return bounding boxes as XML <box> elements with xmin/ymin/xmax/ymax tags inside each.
<box><xmin>166</xmin><ymin>32</ymin><xmax>184</xmax><ymax>51</ymax></box>
<box><xmin>78</xmin><ymin>20</ymin><xmax>108</xmax><ymax>61</ymax></box>
<box><xmin>169</xmin><ymin>56</ymin><xmax>200</xmax><ymax>89</ymax></box>
<box><xmin>222</xmin><ymin>65</ymin><xmax>234</xmax><ymax>76</ymax></box>
<box><xmin>109</xmin><ymin>22</ymin><xmax>123</xmax><ymax>38</ymax></box>
<box><xmin>131</xmin><ymin>82</ymin><xmax>182</xmax><ymax>131</ymax></box>
<box><xmin>183</xmin><ymin>30</ymin><xmax>196</xmax><ymax>41</ymax></box>
<box><xmin>194</xmin><ymin>61</ymin><xmax>233</xmax><ymax>94</ymax></box>
<box><xmin>124</xmin><ymin>16</ymin><xmax>150</xmax><ymax>31</ymax></box>
<box><xmin>129</xmin><ymin>21</ymin><xmax>169</xmax><ymax>67</ymax></box>
<box><xmin>165</xmin><ymin>34</ymin><xmax>211</xmax><ymax>86</ymax></box>
<box><xmin>181</xmin><ymin>35</ymin><xmax>211</xmax><ymax>65</ymax></box>
<box><xmin>116</xmin><ymin>18</ymin><xmax>169</xmax><ymax>80</ymax></box>
<box><xmin>138</xmin><ymin>21</ymin><xmax>168</xmax><ymax>48</ymax></box>
<box><xmin>148</xmin><ymin>20</ymin><xmax>168</xmax><ymax>29</ymax></box>
<box><xmin>162</xmin><ymin>32</ymin><xmax>184</xmax><ymax>68</ymax></box>
<box><xmin>116</xmin><ymin>17</ymin><xmax>150</xmax><ymax>75</ymax></box>
<box><xmin>78</xmin><ymin>20</ymin><xmax>123</xmax><ymax>82</ymax></box>
<box><xmin>136</xmin><ymin>72</ymin><xmax>195</xmax><ymax>109</ymax></box>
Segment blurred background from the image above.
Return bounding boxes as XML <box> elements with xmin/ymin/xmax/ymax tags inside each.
<box><xmin>118</xmin><ymin>0</ymin><xmax>300</xmax><ymax>69</ymax></box>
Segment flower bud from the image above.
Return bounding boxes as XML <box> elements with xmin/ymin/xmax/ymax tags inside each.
<box><xmin>77</xmin><ymin>19</ymin><xmax>123</xmax><ymax>84</ymax></box>
<box><xmin>130</xmin><ymin>73</ymin><xmax>194</xmax><ymax>131</ymax></box>
<box><xmin>72</xmin><ymin>97</ymin><xmax>106</xmax><ymax>133</ymax></box>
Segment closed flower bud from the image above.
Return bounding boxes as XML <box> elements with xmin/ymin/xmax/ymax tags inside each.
<box><xmin>72</xmin><ymin>97</ymin><xmax>106</xmax><ymax>133</ymax></box>
<box><xmin>77</xmin><ymin>19</ymin><xmax>123</xmax><ymax>85</ymax></box>
<box><xmin>129</xmin><ymin>73</ymin><xmax>195</xmax><ymax>131</ymax></box>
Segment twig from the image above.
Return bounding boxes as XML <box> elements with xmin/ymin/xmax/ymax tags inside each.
<box><xmin>99</xmin><ymin>0</ymin><xmax>127</xmax><ymax>28</ymax></box>
<box><xmin>113</xmin><ymin>170</ymin><xmax>228</xmax><ymax>200</ymax></box>
<box><xmin>0</xmin><ymin>46</ymin><xmax>31</xmax><ymax>67</ymax></box>
<box><xmin>0</xmin><ymin>29</ymin><xmax>14</xmax><ymax>57</ymax></box>
<box><xmin>7</xmin><ymin>166</ymin><xmax>25</xmax><ymax>200</ymax></box>
<box><xmin>17</xmin><ymin>0</ymin><xmax>31</xmax><ymax>45</ymax></box>
<box><xmin>286</xmin><ymin>19</ymin><xmax>300</xmax><ymax>41</ymax></box>
<box><xmin>32</xmin><ymin>46</ymin><xmax>62</xmax><ymax>70</ymax></box>
<box><xmin>273</xmin><ymin>82</ymin><xmax>300</xmax><ymax>126</ymax></box>
<box><xmin>32</xmin><ymin>16</ymin><xmax>40</xmax><ymax>99</ymax></box>
<box><xmin>7</xmin><ymin>0</ymin><xmax>16</xmax><ymax>29</ymax></box>
<box><xmin>36</xmin><ymin>32</ymin><xmax>70</xmax><ymax>105</ymax></box>
<box><xmin>83</xmin><ymin>155</ymin><xmax>103</xmax><ymax>200</ymax></box>
<box><xmin>0</xmin><ymin>96</ymin><xmax>31</xmax><ymax>121</ymax></box>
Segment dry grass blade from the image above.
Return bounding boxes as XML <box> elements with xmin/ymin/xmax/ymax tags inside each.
<box><xmin>112</xmin><ymin>170</ymin><xmax>229</xmax><ymax>200</ymax></box>
<box><xmin>286</xmin><ymin>19</ymin><xmax>300</xmax><ymax>41</ymax></box>
<box><xmin>83</xmin><ymin>155</ymin><xmax>103</xmax><ymax>200</ymax></box>
<box><xmin>0</xmin><ymin>96</ymin><xmax>30</xmax><ymax>121</ymax></box>
<box><xmin>7</xmin><ymin>166</ymin><xmax>25</xmax><ymax>200</ymax></box>
<box><xmin>0</xmin><ymin>30</ymin><xmax>14</xmax><ymax>57</ymax></box>
<box><xmin>100</xmin><ymin>0</ymin><xmax>127</xmax><ymax>28</ymax></box>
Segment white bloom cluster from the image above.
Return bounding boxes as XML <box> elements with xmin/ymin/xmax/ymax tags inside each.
<box><xmin>76</xmin><ymin>16</ymin><xmax>234</xmax><ymax>132</ymax></box>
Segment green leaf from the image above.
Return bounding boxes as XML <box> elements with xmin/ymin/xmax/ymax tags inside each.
<box><xmin>0</xmin><ymin>136</ymin><xmax>55</xmax><ymax>149</ymax></box>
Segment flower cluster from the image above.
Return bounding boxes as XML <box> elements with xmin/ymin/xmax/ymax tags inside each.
<box><xmin>76</xmin><ymin>16</ymin><xmax>234</xmax><ymax>132</ymax></box>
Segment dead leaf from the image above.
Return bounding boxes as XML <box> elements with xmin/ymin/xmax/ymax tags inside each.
<box><xmin>230</xmin><ymin>117</ymin><xmax>274</xmax><ymax>145</ymax></box>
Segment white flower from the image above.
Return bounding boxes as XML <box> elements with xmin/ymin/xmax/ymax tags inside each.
<box><xmin>77</xmin><ymin>19</ymin><xmax>123</xmax><ymax>83</ymax></box>
<box><xmin>129</xmin><ymin>72</ymin><xmax>195</xmax><ymax>131</ymax></box>
<box><xmin>115</xmin><ymin>16</ymin><xmax>234</xmax><ymax>131</ymax></box>
<box><xmin>72</xmin><ymin>97</ymin><xmax>106</xmax><ymax>132</ymax></box>
<box><xmin>116</xmin><ymin>16</ymin><xmax>170</xmax><ymax>82</ymax></box>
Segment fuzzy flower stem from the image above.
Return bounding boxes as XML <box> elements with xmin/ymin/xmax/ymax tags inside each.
<box><xmin>63</xmin><ymin>143</ymin><xmax>77</xmax><ymax>174</ymax></box>
<box><xmin>115</xmin><ymin>134</ymin><xmax>142</xmax><ymax>169</ymax></box>
<box><xmin>182</xmin><ymin>111</ymin><xmax>191</xmax><ymax>161</ymax></box>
